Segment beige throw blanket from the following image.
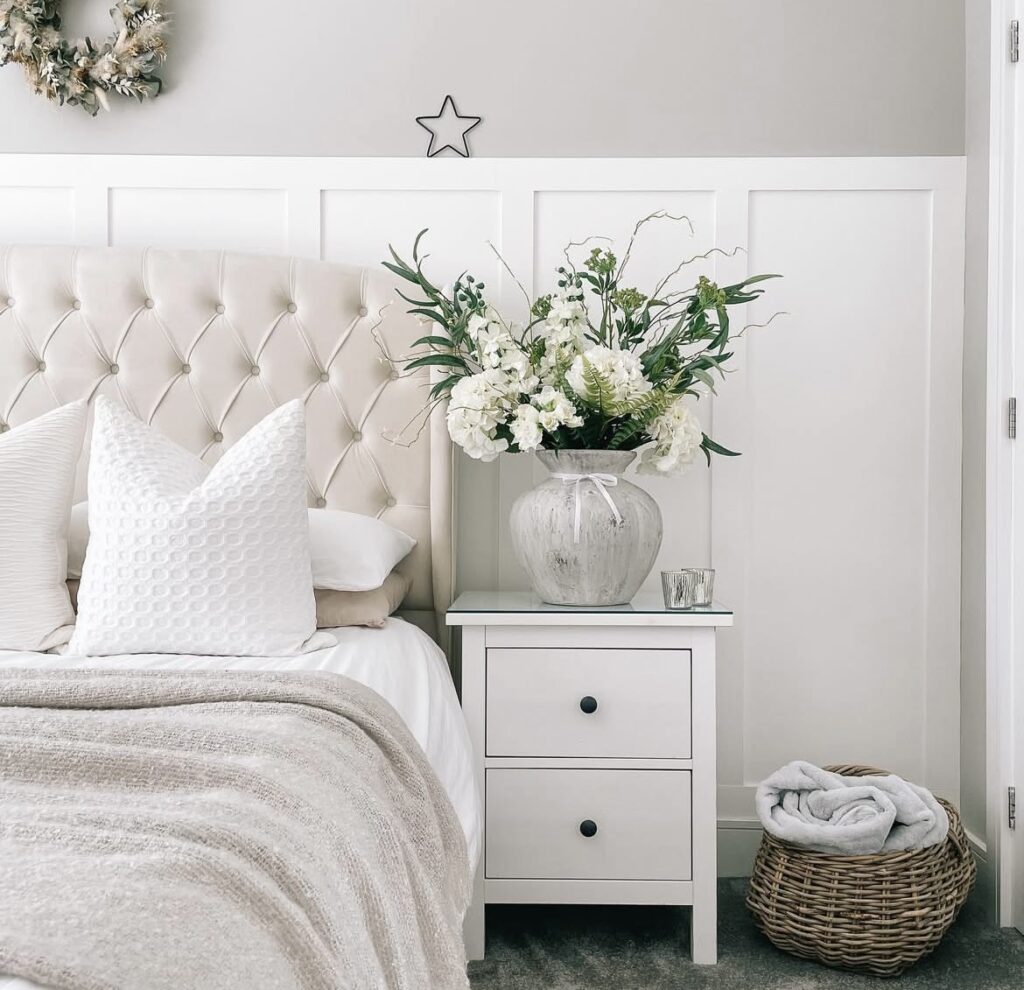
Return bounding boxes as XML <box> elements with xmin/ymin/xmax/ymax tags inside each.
<box><xmin>0</xmin><ymin>668</ymin><xmax>472</xmax><ymax>990</ymax></box>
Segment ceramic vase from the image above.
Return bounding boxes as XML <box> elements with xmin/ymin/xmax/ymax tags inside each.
<box><xmin>509</xmin><ymin>449</ymin><xmax>662</xmax><ymax>606</ymax></box>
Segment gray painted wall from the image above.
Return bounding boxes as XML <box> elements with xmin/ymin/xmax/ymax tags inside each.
<box><xmin>0</xmin><ymin>0</ymin><xmax>965</xmax><ymax>156</ymax></box>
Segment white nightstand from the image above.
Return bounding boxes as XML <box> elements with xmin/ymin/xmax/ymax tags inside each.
<box><xmin>447</xmin><ymin>591</ymin><xmax>733</xmax><ymax>965</ymax></box>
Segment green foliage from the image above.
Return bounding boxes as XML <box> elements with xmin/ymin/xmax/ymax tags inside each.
<box><xmin>612</xmin><ymin>287</ymin><xmax>647</xmax><ymax>312</ymax></box>
<box><xmin>531</xmin><ymin>295</ymin><xmax>552</xmax><ymax>320</ymax></box>
<box><xmin>584</xmin><ymin>247</ymin><xmax>617</xmax><ymax>275</ymax></box>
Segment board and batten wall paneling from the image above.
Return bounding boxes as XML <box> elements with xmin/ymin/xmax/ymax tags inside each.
<box><xmin>0</xmin><ymin>156</ymin><xmax>966</xmax><ymax>866</ymax></box>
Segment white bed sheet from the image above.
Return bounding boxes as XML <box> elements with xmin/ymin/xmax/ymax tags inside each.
<box><xmin>0</xmin><ymin>618</ymin><xmax>480</xmax><ymax>990</ymax></box>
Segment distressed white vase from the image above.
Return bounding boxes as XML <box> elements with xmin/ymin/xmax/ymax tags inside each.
<box><xmin>509</xmin><ymin>449</ymin><xmax>662</xmax><ymax>606</ymax></box>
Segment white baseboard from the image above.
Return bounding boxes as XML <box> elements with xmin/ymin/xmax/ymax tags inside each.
<box><xmin>718</xmin><ymin>818</ymin><xmax>762</xmax><ymax>878</ymax></box>
<box><xmin>964</xmin><ymin>827</ymin><xmax>987</xmax><ymax>859</ymax></box>
<box><xmin>964</xmin><ymin>828</ymin><xmax>997</xmax><ymax>923</ymax></box>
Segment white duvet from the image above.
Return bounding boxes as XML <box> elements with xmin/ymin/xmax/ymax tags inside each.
<box><xmin>0</xmin><ymin>618</ymin><xmax>480</xmax><ymax>990</ymax></box>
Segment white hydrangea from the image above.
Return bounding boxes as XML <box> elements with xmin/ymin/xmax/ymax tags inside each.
<box><xmin>639</xmin><ymin>397</ymin><xmax>703</xmax><ymax>475</ymax></box>
<box><xmin>566</xmin><ymin>346</ymin><xmax>652</xmax><ymax>410</ymax></box>
<box><xmin>447</xmin><ymin>369</ymin><xmax>516</xmax><ymax>461</ymax></box>
<box><xmin>509</xmin><ymin>404</ymin><xmax>543</xmax><ymax>452</ymax></box>
<box><xmin>532</xmin><ymin>385</ymin><xmax>582</xmax><ymax>432</ymax></box>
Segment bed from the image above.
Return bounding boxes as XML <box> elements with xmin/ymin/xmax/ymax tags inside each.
<box><xmin>0</xmin><ymin>246</ymin><xmax>477</xmax><ymax>990</ymax></box>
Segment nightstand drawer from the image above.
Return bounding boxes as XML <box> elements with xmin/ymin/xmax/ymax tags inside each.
<box><xmin>485</xmin><ymin>768</ymin><xmax>692</xmax><ymax>880</ymax></box>
<box><xmin>486</xmin><ymin>648</ymin><xmax>691</xmax><ymax>758</ymax></box>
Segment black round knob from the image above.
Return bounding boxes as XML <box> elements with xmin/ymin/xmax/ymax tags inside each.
<box><xmin>579</xmin><ymin>695</ymin><xmax>598</xmax><ymax>715</ymax></box>
<box><xmin>579</xmin><ymin>819</ymin><xmax>598</xmax><ymax>838</ymax></box>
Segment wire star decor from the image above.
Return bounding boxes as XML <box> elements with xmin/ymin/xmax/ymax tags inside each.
<box><xmin>416</xmin><ymin>95</ymin><xmax>482</xmax><ymax>158</ymax></box>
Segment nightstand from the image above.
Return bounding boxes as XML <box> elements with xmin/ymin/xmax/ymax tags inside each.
<box><xmin>447</xmin><ymin>591</ymin><xmax>733</xmax><ymax>965</ymax></box>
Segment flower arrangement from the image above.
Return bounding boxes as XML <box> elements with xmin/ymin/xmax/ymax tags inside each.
<box><xmin>384</xmin><ymin>213</ymin><xmax>778</xmax><ymax>475</ymax></box>
<box><xmin>0</xmin><ymin>0</ymin><xmax>168</xmax><ymax>114</ymax></box>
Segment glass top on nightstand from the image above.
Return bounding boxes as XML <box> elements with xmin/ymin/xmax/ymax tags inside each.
<box><xmin>448</xmin><ymin>591</ymin><xmax>732</xmax><ymax>616</ymax></box>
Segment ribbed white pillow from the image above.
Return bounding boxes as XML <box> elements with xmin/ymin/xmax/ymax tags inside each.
<box><xmin>0</xmin><ymin>402</ymin><xmax>86</xmax><ymax>651</ymax></box>
<box><xmin>69</xmin><ymin>397</ymin><xmax>332</xmax><ymax>657</ymax></box>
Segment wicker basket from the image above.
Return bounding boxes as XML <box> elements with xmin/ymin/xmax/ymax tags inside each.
<box><xmin>745</xmin><ymin>764</ymin><xmax>976</xmax><ymax>978</ymax></box>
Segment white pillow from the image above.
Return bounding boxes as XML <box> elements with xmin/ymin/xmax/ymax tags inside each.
<box><xmin>67</xmin><ymin>499</ymin><xmax>89</xmax><ymax>579</ymax></box>
<box><xmin>308</xmin><ymin>509</ymin><xmax>416</xmax><ymax>592</ymax></box>
<box><xmin>0</xmin><ymin>402</ymin><xmax>86</xmax><ymax>651</ymax></box>
<box><xmin>69</xmin><ymin>503</ymin><xmax>416</xmax><ymax>591</ymax></box>
<box><xmin>69</xmin><ymin>397</ymin><xmax>332</xmax><ymax>657</ymax></box>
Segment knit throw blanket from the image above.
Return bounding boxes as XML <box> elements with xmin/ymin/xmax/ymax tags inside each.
<box><xmin>0</xmin><ymin>668</ymin><xmax>472</xmax><ymax>990</ymax></box>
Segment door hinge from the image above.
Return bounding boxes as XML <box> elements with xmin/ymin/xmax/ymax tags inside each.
<box><xmin>1010</xmin><ymin>786</ymin><xmax>1017</xmax><ymax>831</ymax></box>
<box><xmin>1012</xmin><ymin>20</ymin><xmax>1020</xmax><ymax>62</ymax></box>
<box><xmin>1010</xmin><ymin>397</ymin><xmax>1017</xmax><ymax>438</ymax></box>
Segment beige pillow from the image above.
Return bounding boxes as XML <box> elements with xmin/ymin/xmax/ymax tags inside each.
<box><xmin>67</xmin><ymin>569</ymin><xmax>411</xmax><ymax>631</ymax></box>
<box><xmin>313</xmin><ymin>570</ymin><xmax>411</xmax><ymax>628</ymax></box>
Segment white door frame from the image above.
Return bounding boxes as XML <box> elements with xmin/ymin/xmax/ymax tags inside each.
<box><xmin>989</xmin><ymin>0</ymin><xmax>1023</xmax><ymax>931</ymax></box>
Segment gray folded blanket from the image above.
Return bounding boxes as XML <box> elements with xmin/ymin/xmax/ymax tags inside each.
<box><xmin>756</xmin><ymin>761</ymin><xmax>949</xmax><ymax>855</ymax></box>
<box><xmin>0</xmin><ymin>668</ymin><xmax>472</xmax><ymax>990</ymax></box>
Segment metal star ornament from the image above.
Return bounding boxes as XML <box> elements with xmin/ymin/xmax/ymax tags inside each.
<box><xmin>416</xmin><ymin>95</ymin><xmax>482</xmax><ymax>158</ymax></box>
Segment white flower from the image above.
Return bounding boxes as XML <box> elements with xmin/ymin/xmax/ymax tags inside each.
<box><xmin>466</xmin><ymin>311</ymin><xmax>492</xmax><ymax>341</ymax></box>
<box><xmin>639</xmin><ymin>398</ymin><xmax>703</xmax><ymax>475</ymax></box>
<box><xmin>447</xmin><ymin>369</ymin><xmax>516</xmax><ymax>461</ymax></box>
<box><xmin>532</xmin><ymin>385</ymin><xmax>582</xmax><ymax>432</ymax></box>
<box><xmin>546</xmin><ymin>288</ymin><xmax>588</xmax><ymax>328</ymax></box>
<box><xmin>509</xmin><ymin>404</ymin><xmax>543</xmax><ymax>452</ymax></box>
<box><xmin>566</xmin><ymin>346</ymin><xmax>651</xmax><ymax>410</ymax></box>
<box><xmin>476</xmin><ymin>323</ymin><xmax>512</xmax><ymax>369</ymax></box>
<box><xmin>466</xmin><ymin>306</ymin><xmax>503</xmax><ymax>343</ymax></box>
<box><xmin>500</xmin><ymin>354</ymin><xmax>539</xmax><ymax>397</ymax></box>
<box><xmin>536</xmin><ymin>323</ymin><xmax>586</xmax><ymax>381</ymax></box>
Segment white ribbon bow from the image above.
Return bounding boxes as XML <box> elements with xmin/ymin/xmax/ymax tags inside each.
<box><xmin>551</xmin><ymin>472</ymin><xmax>623</xmax><ymax>544</ymax></box>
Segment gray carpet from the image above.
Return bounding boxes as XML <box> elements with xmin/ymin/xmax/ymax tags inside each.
<box><xmin>468</xmin><ymin>878</ymin><xmax>1024</xmax><ymax>989</ymax></box>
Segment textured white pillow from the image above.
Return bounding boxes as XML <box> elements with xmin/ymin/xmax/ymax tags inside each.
<box><xmin>308</xmin><ymin>509</ymin><xmax>416</xmax><ymax>592</ymax></box>
<box><xmin>69</xmin><ymin>397</ymin><xmax>331</xmax><ymax>657</ymax></box>
<box><xmin>68</xmin><ymin>502</ymin><xmax>416</xmax><ymax>592</ymax></box>
<box><xmin>0</xmin><ymin>402</ymin><xmax>86</xmax><ymax>651</ymax></box>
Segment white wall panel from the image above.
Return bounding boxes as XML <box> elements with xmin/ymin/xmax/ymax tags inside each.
<box><xmin>743</xmin><ymin>189</ymin><xmax>933</xmax><ymax>784</ymax></box>
<box><xmin>322</xmin><ymin>190</ymin><xmax>502</xmax><ymax>289</ymax></box>
<box><xmin>0</xmin><ymin>155</ymin><xmax>966</xmax><ymax>850</ymax></box>
<box><xmin>0</xmin><ymin>187</ymin><xmax>74</xmax><ymax>243</ymax></box>
<box><xmin>109</xmin><ymin>188</ymin><xmax>288</xmax><ymax>254</ymax></box>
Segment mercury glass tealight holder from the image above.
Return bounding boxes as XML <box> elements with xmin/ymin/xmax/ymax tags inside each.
<box><xmin>661</xmin><ymin>568</ymin><xmax>715</xmax><ymax>609</ymax></box>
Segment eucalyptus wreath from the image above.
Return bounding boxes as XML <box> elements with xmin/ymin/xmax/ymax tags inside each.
<box><xmin>0</xmin><ymin>0</ymin><xmax>168</xmax><ymax>114</ymax></box>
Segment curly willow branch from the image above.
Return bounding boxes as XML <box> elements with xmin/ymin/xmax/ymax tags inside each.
<box><xmin>617</xmin><ymin>211</ymin><xmax>694</xmax><ymax>282</ymax></box>
<box><xmin>651</xmin><ymin>245</ymin><xmax>747</xmax><ymax>302</ymax></box>
<box><xmin>562</xmin><ymin>234</ymin><xmax>614</xmax><ymax>272</ymax></box>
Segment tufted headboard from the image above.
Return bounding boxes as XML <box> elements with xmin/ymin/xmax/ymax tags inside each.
<box><xmin>0</xmin><ymin>245</ymin><xmax>453</xmax><ymax>642</ymax></box>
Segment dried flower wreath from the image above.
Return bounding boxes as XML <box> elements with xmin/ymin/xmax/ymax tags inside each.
<box><xmin>0</xmin><ymin>0</ymin><xmax>168</xmax><ymax>114</ymax></box>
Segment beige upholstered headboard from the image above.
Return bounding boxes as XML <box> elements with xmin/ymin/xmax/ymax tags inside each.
<box><xmin>0</xmin><ymin>245</ymin><xmax>453</xmax><ymax>641</ymax></box>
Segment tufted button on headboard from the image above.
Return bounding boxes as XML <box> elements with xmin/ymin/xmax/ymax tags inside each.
<box><xmin>0</xmin><ymin>245</ymin><xmax>453</xmax><ymax>639</ymax></box>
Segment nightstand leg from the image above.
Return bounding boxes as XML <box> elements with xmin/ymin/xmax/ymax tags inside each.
<box><xmin>689</xmin><ymin>628</ymin><xmax>718</xmax><ymax>964</ymax></box>
<box><xmin>690</xmin><ymin>900</ymin><xmax>717</xmax><ymax>965</ymax></box>
<box><xmin>463</xmin><ymin>860</ymin><xmax>485</xmax><ymax>961</ymax></box>
<box><xmin>458</xmin><ymin>625</ymin><xmax>487</xmax><ymax>963</ymax></box>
